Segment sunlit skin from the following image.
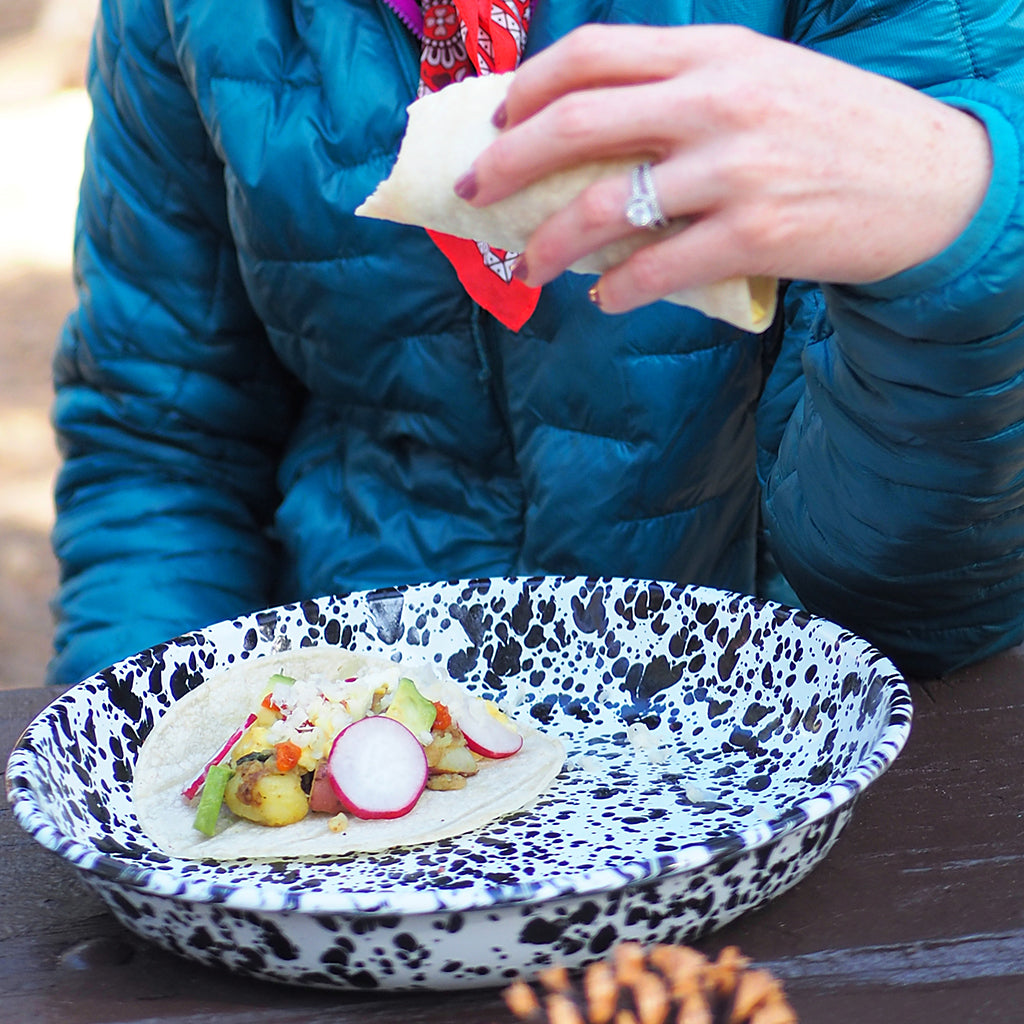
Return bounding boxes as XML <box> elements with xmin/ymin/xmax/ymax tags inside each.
<box><xmin>456</xmin><ymin>25</ymin><xmax>993</xmax><ymax>314</ymax></box>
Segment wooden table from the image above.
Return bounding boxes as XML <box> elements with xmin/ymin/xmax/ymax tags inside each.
<box><xmin>4</xmin><ymin>648</ymin><xmax>1024</xmax><ymax>1024</ymax></box>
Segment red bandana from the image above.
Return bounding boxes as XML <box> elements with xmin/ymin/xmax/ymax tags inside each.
<box><xmin>418</xmin><ymin>1</ymin><xmax>540</xmax><ymax>331</ymax></box>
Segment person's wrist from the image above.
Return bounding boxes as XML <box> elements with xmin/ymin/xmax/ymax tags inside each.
<box><xmin>832</xmin><ymin>92</ymin><xmax>1017</xmax><ymax>321</ymax></box>
<box><xmin>906</xmin><ymin>103</ymin><xmax>993</xmax><ymax>273</ymax></box>
<box><xmin>820</xmin><ymin>87</ymin><xmax>1024</xmax><ymax>345</ymax></box>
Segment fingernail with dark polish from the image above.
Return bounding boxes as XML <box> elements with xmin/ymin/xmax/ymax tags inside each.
<box><xmin>512</xmin><ymin>255</ymin><xmax>529</xmax><ymax>281</ymax></box>
<box><xmin>453</xmin><ymin>169</ymin><xmax>478</xmax><ymax>200</ymax></box>
<box><xmin>491</xmin><ymin>101</ymin><xmax>508</xmax><ymax>129</ymax></box>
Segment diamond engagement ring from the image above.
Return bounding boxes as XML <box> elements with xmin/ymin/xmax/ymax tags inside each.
<box><xmin>625</xmin><ymin>161</ymin><xmax>669</xmax><ymax>230</ymax></box>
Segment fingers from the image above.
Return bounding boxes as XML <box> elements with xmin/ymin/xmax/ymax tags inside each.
<box><xmin>510</xmin><ymin>172</ymin><xmax>633</xmax><ymax>288</ymax></box>
<box><xmin>461</xmin><ymin>24</ymin><xmax>779</xmax><ymax>307</ymax></box>
<box><xmin>467</xmin><ymin>71</ymin><xmax>736</xmax><ymax>212</ymax></box>
<box><xmin>515</xmin><ymin>157</ymin><xmax>723</xmax><ymax>288</ymax></box>
<box><xmin>466</xmin><ymin>80</ymin><xmax>682</xmax><ymax>208</ymax></box>
<box><xmin>587</xmin><ymin>215</ymin><xmax>756</xmax><ymax>315</ymax></box>
<box><xmin>465</xmin><ymin>24</ymin><xmax>765</xmax><ymax>207</ymax></box>
<box><xmin>498</xmin><ymin>24</ymin><xmax>704</xmax><ymax>127</ymax></box>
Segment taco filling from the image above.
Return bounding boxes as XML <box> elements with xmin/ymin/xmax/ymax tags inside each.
<box><xmin>134</xmin><ymin>650</ymin><xmax>565</xmax><ymax>860</ymax></box>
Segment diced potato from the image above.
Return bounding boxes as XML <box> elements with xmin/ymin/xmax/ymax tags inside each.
<box><xmin>224</xmin><ymin>759</ymin><xmax>309</xmax><ymax>826</ymax></box>
<box><xmin>424</xmin><ymin>732</ymin><xmax>451</xmax><ymax>768</ymax></box>
<box><xmin>425</xmin><ymin>728</ymin><xmax>479</xmax><ymax>775</ymax></box>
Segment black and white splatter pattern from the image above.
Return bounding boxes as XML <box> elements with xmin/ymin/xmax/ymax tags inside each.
<box><xmin>7</xmin><ymin>577</ymin><xmax>912</xmax><ymax>990</ymax></box>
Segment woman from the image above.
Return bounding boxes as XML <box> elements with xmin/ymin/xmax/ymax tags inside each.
<box><xmin>49</xmin><ymin>0</ymin><xmax>1024</xmax><ymax>685</ymax></box>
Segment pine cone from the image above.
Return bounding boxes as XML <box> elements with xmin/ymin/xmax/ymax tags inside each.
<box><xmin>502</xmin><ymin>943</ymin><xmax>797</xmax><ymax>1024</ymax></box>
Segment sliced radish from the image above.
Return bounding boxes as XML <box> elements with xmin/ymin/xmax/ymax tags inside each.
<box><xmin>182</xmin><ymin>712</ymin><xmax>258</xmax><ymax>800</ymax></box>
<box><xmin>458</xmin><ymin>699</ymin><xmax>524</xmax><ymax>759</ymax></box>
<box><xmin>327</xmin><ymin>716</ymin><xmax>428</xmax><ymax>819</ymax></box>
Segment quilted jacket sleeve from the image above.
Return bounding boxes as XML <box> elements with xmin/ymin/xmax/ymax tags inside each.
<box><xmin>49</xmin><ymin>0</ymin><xmax>298</xmax><ymax>686</ymax></box>
<box><xmin>761</xmin><ymin>6</ymin><xmax>1024</xmax><ymax>677</ymax></box>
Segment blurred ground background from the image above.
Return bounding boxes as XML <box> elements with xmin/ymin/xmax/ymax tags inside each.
<box><xmin>0</xmin><ymin>0</ymin><xmax>95</xmax><ymax>688</ymax></box>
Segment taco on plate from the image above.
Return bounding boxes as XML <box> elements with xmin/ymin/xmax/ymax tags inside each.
<box><xmin>134</xmin><ymin>649</ymin><xmax>565</xmax><ymax>860</ymax></box>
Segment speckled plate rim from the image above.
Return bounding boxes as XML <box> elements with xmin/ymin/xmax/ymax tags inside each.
<box><xmin>6</xmin><ymin>580</ymin><xmax>914</xmax><ymax>918</ymax></box>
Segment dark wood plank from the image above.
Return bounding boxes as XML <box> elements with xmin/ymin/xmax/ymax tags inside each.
<box><xmin>700</xmin><ymin>646</ymin><xmax>1024</xmax><ymax>1022</ymax></box>
<box><xmin>3</xmin><ymin>648</ymin><xmax>1024</xmax><ymax>1023</ymax></box>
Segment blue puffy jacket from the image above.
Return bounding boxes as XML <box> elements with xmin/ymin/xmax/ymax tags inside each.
<box><xmin>50</xmin><ymin>0</ymin><xmax>1024</xmax><ymax>686</ymax></box>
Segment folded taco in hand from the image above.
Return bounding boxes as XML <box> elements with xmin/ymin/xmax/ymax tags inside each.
<box><xmin>356</xmin><ymin>71</ymin><xmax>777</xmax><ymax>333</ymax></box>
<box><xmin>134</xmin><ymin>650</ymin><xmax>565</xmax><ymax>860</ymax></box>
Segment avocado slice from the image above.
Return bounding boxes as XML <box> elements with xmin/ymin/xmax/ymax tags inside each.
<box><xmin>385</xmin><ymin>677</ymin><xmax>437</xmax><ymax>734</ymax></box>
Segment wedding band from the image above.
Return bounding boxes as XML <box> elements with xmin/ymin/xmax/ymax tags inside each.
<box><xmin>625</xmin><ymin>161</ymin><xmax>669</xmax><ymax>230</ymax></box>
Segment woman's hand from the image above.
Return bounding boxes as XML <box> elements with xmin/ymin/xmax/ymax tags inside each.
<box><xmin>458</xmin><ymin>24</ymin><xmax>993</xmax><ymax>313</ymax></box>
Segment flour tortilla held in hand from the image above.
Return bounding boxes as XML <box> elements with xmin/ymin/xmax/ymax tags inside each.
<box><xmin>356</xmin><ymin>72</ymin><xmax>777</xmax><ymax>333</ymax></box>
<box><xmin>134</xmin><ymin>649</ymin><xmax>566</xmax><ymax>861</ymax></box>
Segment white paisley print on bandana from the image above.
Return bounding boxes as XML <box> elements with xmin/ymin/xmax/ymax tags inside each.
<box><xmin>418</xmin><ymin>4</ymin><xmax>468</xmax><ymax>94</ymax></box>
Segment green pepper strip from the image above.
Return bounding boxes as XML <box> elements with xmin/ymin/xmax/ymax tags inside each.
<box><xmin>192</xmin><ymin>763</ymin><xmax>234</xmax><ymax>836</ymax></box>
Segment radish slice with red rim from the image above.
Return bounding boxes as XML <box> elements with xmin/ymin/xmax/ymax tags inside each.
<box><xmin>458</xmin><ymin>699</ymin><xmax>524</xmax><ymax>759</ymax></box>
<box><xmin>327</xmin><ymin>716</ymin><xmax>428</xmax><ymax>819</ymax></box>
